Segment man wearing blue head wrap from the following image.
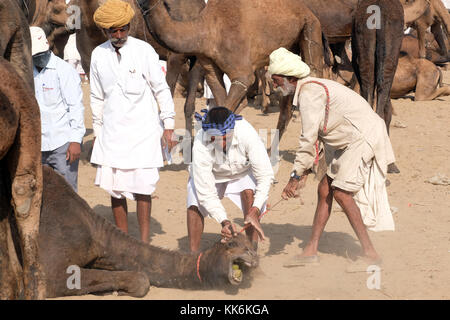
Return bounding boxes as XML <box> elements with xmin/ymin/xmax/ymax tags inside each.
<box><xmin>187</xmin><ymin>107</ymin><xmax>274</xmax><ymax>252</ymax></box>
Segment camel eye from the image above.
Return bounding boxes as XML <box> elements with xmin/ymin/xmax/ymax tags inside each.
<box><xmin>227</xmin><ymin>241</ymin><xmax>238</xmax><ymax>248</ymax></box>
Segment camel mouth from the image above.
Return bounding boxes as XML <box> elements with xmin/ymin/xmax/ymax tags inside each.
<box><xmin>228</xmin><ymin>255</ymin><xmax>258</xmax><ymax>285</ymax></box>
<box><xmin>228</xmin><ymin>260</ymin><xmax>244</xmax><ymax>285</ymax></box>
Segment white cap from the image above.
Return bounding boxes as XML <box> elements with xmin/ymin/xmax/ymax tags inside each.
<box><xmin>30</xmin><ymin>26</ymin><xmax>49</xmax><ymax>56</ymax></box>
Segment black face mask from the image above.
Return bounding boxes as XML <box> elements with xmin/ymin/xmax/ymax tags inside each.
<box><xmin>33</xmin><ymin>50</ymin><xmax>51</xmax><ymax>69</ymax></box>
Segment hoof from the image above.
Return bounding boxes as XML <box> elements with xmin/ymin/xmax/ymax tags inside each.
<box><xmin>387</xmin><ymin>163</ymin><xmax>400</xmax><ymax>174</ymax></box>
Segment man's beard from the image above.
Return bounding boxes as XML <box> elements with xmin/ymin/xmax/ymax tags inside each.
<box><xmin>110</xmin><ymin>36</ymin><xmax>127</xmax><ymax>48</ymax></box>
<box><xmin>275</xmin><ymin>78</ymin><xmax>296</xmax><ymax>96</ymax></box>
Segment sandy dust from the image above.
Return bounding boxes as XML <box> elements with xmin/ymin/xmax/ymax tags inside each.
<box><xmin>56</xmin><ymin>70</ymin><xmax>450</xmax><ymax>300</ymax></box>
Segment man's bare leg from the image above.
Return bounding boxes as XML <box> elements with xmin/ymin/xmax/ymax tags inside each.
<box><xmin>136</xmin><ymin>194</ymin><xmax>152</xmax><ymax>243</ymax></box>
<box><xmin>240</xmin><ymin>189</ymin><xmax>258</xmax><ymax>248</ymax></box>
<box><xmin>187</xmin><ymin>205</ymin><xmax>204</xmax><ymax>253</ymax></box>
<box><xmin>300</xmin><ymin>175</ymin><xmax>334</xmax><ymax>257</ymax></box>
<box><xmin>111</xmin><ymin>197</ymin><xmax>128</xmax><ymax>234</ymax></box>
<box><xmin>333</xmin><ymin>188</ymin><xmax>381</xmax><ymax>263</ymax></box>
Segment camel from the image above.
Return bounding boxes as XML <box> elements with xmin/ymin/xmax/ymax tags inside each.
<box><xmin>14</xmin><ymin>0</ymin><xmax>73</xmax><ymax>58</ymax></box>
<box><xmin>69</xmin><ymin>0</ymin><xmax>206</xmax><ymax>136</ymax></box>
<box><xmin>1</xmin><ymin>166</ymin><xmax>259</xmax><ymax>298</ymax></box>
<box><xmin>0</xmin><ymin>55</ymin><xmax>46</xmax><ymax>299</ymax></box>
<box><xmin>137</xmin><ymin>0</ymin><xmax>325</xmax><ymax>139</ymax></box>
<box><xmin>402</xmin><ymin>31</ymin><xmax>450</xmax><ymax>64</ymax></box>
<box><xmin>352</xmin><ymin>0</ymin><xmax>404</xmax><ymax>173</ymax></box>
<box><xmin>401</xmin><ymin>0</ymin><xmax>450</xmax><ymax>60</ymax></box>
<box><xmin>391</xmin><ymin>52</ymin><xmax>450</xmax><ymax>100</ymax></box>
<box><xmin>334</xmin><ymin>46</ymin><xmax>450</xmax><ymax>101</ymax></box>
<box><xmin>1</xmin><ymin>0</ymin><xmax>34</xmax><ymax>89</ymax></box>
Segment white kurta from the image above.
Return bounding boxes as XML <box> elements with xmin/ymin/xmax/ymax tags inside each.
<box><xmin>190</xmin><ymin>119</ymin><xmax>274</xmax><ymax>223</ymax></box>
<box><xmin>90</xmin><ymin>37</ymin><xmax>175</xmax><ymax>169</ymax></box>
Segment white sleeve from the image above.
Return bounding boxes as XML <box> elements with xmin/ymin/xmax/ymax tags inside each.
<box><xmin>243</xmin><ymin>124</ymin><xmax>274</xmax><ymax>211</ymax></box>
<box><xmin>192</xmin><ymin>134</ymin><xmax>228</xmax><ymax>224</ymax></box>
<box><xmin>89</xmin><ymin>55</ymin><xmax>104</xmax><ymax>137</ymax></box>
<box><xmin>144</xmin><ymin>48</ymin><xmax>175</xmax><ymax>129</ymax></box>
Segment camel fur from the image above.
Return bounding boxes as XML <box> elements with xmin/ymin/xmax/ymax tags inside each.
<box><xmin>138</xmin><ymin>0</ymin><xmax>326</xmax><ymax>139</ymax></box>
<box><xmin>1</xmin><ymin>166</ymin><xmax>259</xmax><ymax>298</ymax></box>
<box><xmin>0</xmin><ymin>55</ymin><xmax>46</xmax><ymax>299</ymax></box>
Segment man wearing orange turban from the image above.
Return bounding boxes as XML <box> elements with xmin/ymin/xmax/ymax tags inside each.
<box><xmin>90</xmin><ymin>0</ymin><xmax>176</xmax><ymax>243</ymax></box>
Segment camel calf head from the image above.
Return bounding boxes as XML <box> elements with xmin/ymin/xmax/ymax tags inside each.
<box><xmin>201</xmin><ymin>233</ymin><xmax>259</xmax><ymax>287</ymax></box>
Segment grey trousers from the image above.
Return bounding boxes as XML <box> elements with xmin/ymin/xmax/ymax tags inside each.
<box><xmin>42</xmin><ymin>142</ymin><xmax>79</xmax><ymax>192</ymax></box>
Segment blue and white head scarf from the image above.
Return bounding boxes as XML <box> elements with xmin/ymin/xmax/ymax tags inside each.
<box><xmin>194</xmin><ymin>108</ymin><xmax>242</xmax><ymax>136</ymax></box>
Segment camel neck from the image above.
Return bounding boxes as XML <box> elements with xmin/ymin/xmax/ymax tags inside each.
<box><xmin>141</xmin><ymin>0</ymin><xmax>203</xmax><ymax>54</ymax></box>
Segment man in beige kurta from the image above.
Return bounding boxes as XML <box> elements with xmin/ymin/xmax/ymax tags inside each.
<box><xmin>268</xmin><ymin>48</ymin><xmax>395</xmax><ymax>267</ymax></box>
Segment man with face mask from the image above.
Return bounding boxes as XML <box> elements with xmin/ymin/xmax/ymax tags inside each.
<box><xmin>89</xmin><ymin>0</ymin><xmax>175</xmax><ymax>243</ymax></box>
<box><xmin>31</xmin><ymin>26</ymin><xmax>85</xmax><ymax>192</ymax></box>
<box><xmin>187</xmin><ymin>107</ymin><xmax>274</xmax><ymax>253</ymax></box>
<box><xmin>268</xmin><ymin>48</ymin><xmax>396</xmax><ymax>268</ymax></box>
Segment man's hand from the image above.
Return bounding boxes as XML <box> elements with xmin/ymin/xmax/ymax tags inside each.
<box><xmin>281</xmin><ymin>175</ymin><xmax>308</xmax><ymax>200</ymax></box>
<box><xmin>66</xmin><ymin>142</ymin><xmax>81</xmax><ymax>164</ymax></box>
<box><xmin>220</xmin><ymin>220</ymin><xmax>238</xmax><ymax>243</ymax></box>
<box><xmin>162</xmin><ymin>129</ymin><xmax>177</xmax><ymax>152</ymax></box>
<box><xmin>244</xmin><ymin>206</ymin><xmax>266</xmax><ymax>240</ymax></box>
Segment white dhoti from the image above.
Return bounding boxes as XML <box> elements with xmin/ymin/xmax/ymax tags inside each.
<box><xmin>95</xmin><ymin>166</ymin><xmax>159</xmax><ymax>201</ymax></box>
<box><xmin>186</xmin><ymin>173</ymin><xmax>266</xmax><ymax>218</ymax></box>
<box><xmin>326</xmin><ymin>139</ymin><xmax>395</xmax><ymax>232</ymax></box>
<box><xmin>354</xmin><ymin>161</ymin><xmax>395</xmax><ymax>232</ymax></box>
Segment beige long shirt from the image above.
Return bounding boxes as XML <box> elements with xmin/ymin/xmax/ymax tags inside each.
<box><xmin>292</xmin><ymin>76</ymin><xmax>395</xmax><ymax>177</ymax></box>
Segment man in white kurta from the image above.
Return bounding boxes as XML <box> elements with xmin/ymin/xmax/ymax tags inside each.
<box><xmin>90</xmin><ymin>0</ymin><xmax>175</xmax><ymax>242</ymax></box>
<box><xmin>188</xmin><ymin>107</ymin><xmax>274</xmax><ymax>252</ymax></box>
<box><xmin>268</xmin><ymin>48</ymin><xmax>395</xmax><ymax>267</ymax></box>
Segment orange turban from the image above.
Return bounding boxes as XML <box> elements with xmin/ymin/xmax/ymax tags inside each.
<box><xmin>93</xmin><ymin>0</ymin><xmax>135</xmax><ymax>29</ymax></box>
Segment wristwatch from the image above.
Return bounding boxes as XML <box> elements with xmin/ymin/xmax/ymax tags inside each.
<box><xmin>290</xmin><ymin>170</ymin><xmax>301</xmax><ymax>180</ymax></box>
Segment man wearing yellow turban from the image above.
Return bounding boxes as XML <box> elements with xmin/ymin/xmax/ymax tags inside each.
<box><xmin>90</xmin><ymin>0</ymin><xmax>176</xmax><ymax>243</ymax></box>
<box><xmin>93</xmin><ymin>0</ymin><xmax>135</xmax><ymax>30</ymax></box>
<box><xmin>269</xmin><ymin>48</ymin><xmax>396</xmax><ymax>269</ymax></box>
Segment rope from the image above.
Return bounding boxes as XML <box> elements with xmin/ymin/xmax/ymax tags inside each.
<box><xmin>196</xmin><ymin>252</ymin><xmax>203</xmax><ymax>283</ymax></box>
<box><xmin>135</xmin><ymin>0</ymin><xmax>162</xmax><ymax>16</ymax></box>
<box><xmin>239</xmin><ymin>198</ymin><xmax>284</xmax><ymax>233</ymax></box>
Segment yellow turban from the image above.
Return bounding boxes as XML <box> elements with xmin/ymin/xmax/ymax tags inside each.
<box><xmin>267</xmin><ymin>47</ymin><xmax>310</xmax><ymax>79</ymax></box>
<box><xmin>93</xmin><ymin>0</ymin><xmax>135</xmax><ymax>29</ymax></box>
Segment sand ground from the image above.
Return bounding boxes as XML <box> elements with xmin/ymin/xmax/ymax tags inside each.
<box><xmin>58</xmin><ymin>70</ymin><xmax>449</xmax><ymax>300</ymax></box>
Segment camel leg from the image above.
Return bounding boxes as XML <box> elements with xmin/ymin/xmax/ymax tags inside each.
<box><xmin>416</xmin><ymin>86</ymin><xmax>450</xmax><ymax>100</ymax></box>
<box><xmin>258</xmin><ymin>68</ymin><xmax>271</xmax><ymax>114</ymax></box>
<box><xmin>226</xmin><ymin>72</ymin><xmax>255</xmax><ymax>113</ymax></box>
<box><xmin>184</xmin><ymin>62</ymin><xmax>204</xmax><ymax>139</ymax></box>
<box><xmin>49</xmin><ymin>268</ymin><xmax>150</xmax><ymax>298</ymax></box>
<box><xmin>276</xmin><ymin>94</ymin><xmax>295</xmax><ymax>141</ymax></box>
<box><xmin>0</xmin><ymin>98</ymin><xmax>19</xmax><ymax>160</ymax></box>
<box><xmin>352</xmin><ymin>27</ymin><xmax>376</xmax><ymax>108</ymax></box>
<box><xmin>6</xmin><ymin>98</ymin><xmax>46</xmax><ymax>299</ymax></box>
<box><xmin>299</xmin><ymin>16</ymin><xmax>324</xmax><ymax>77</ymax></box>
<box><xmin>200</xmin><ymin>59</ymin><xmax>227</xmax><ymax>106</ymax></box>
<box><xmin>166</xmin><ymin>53</ymin><xmax>186</xmax><ymax>96</ymax></box>
<box><xmin>0</xmin><ymin>184</ymin><xmax>24</xmax><ymax>299</ymax></box>
<box><xmin>431</xmin><ymin>23</ymin><xmax>449</xmax><ymax>57</ymax></box>
<box><xmin>432</xmin><ymin>0</ymin><xmax>450</xmax><ymax>36</ymax></box>
<box><xmin>416</xmin><ymin>22</ymin><xmax>428</xmax><ymax>59</ymax></box>
<box><xmin>415</xmin><ymin>66</ymin><xmax>450</xmax><ymax>100</ymax></box>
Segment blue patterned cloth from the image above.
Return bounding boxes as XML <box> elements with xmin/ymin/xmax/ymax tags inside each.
<box><xmin>194</xmin><ymin>109</ymin><xmax>242</xmax><ymax>136</ymax></box>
